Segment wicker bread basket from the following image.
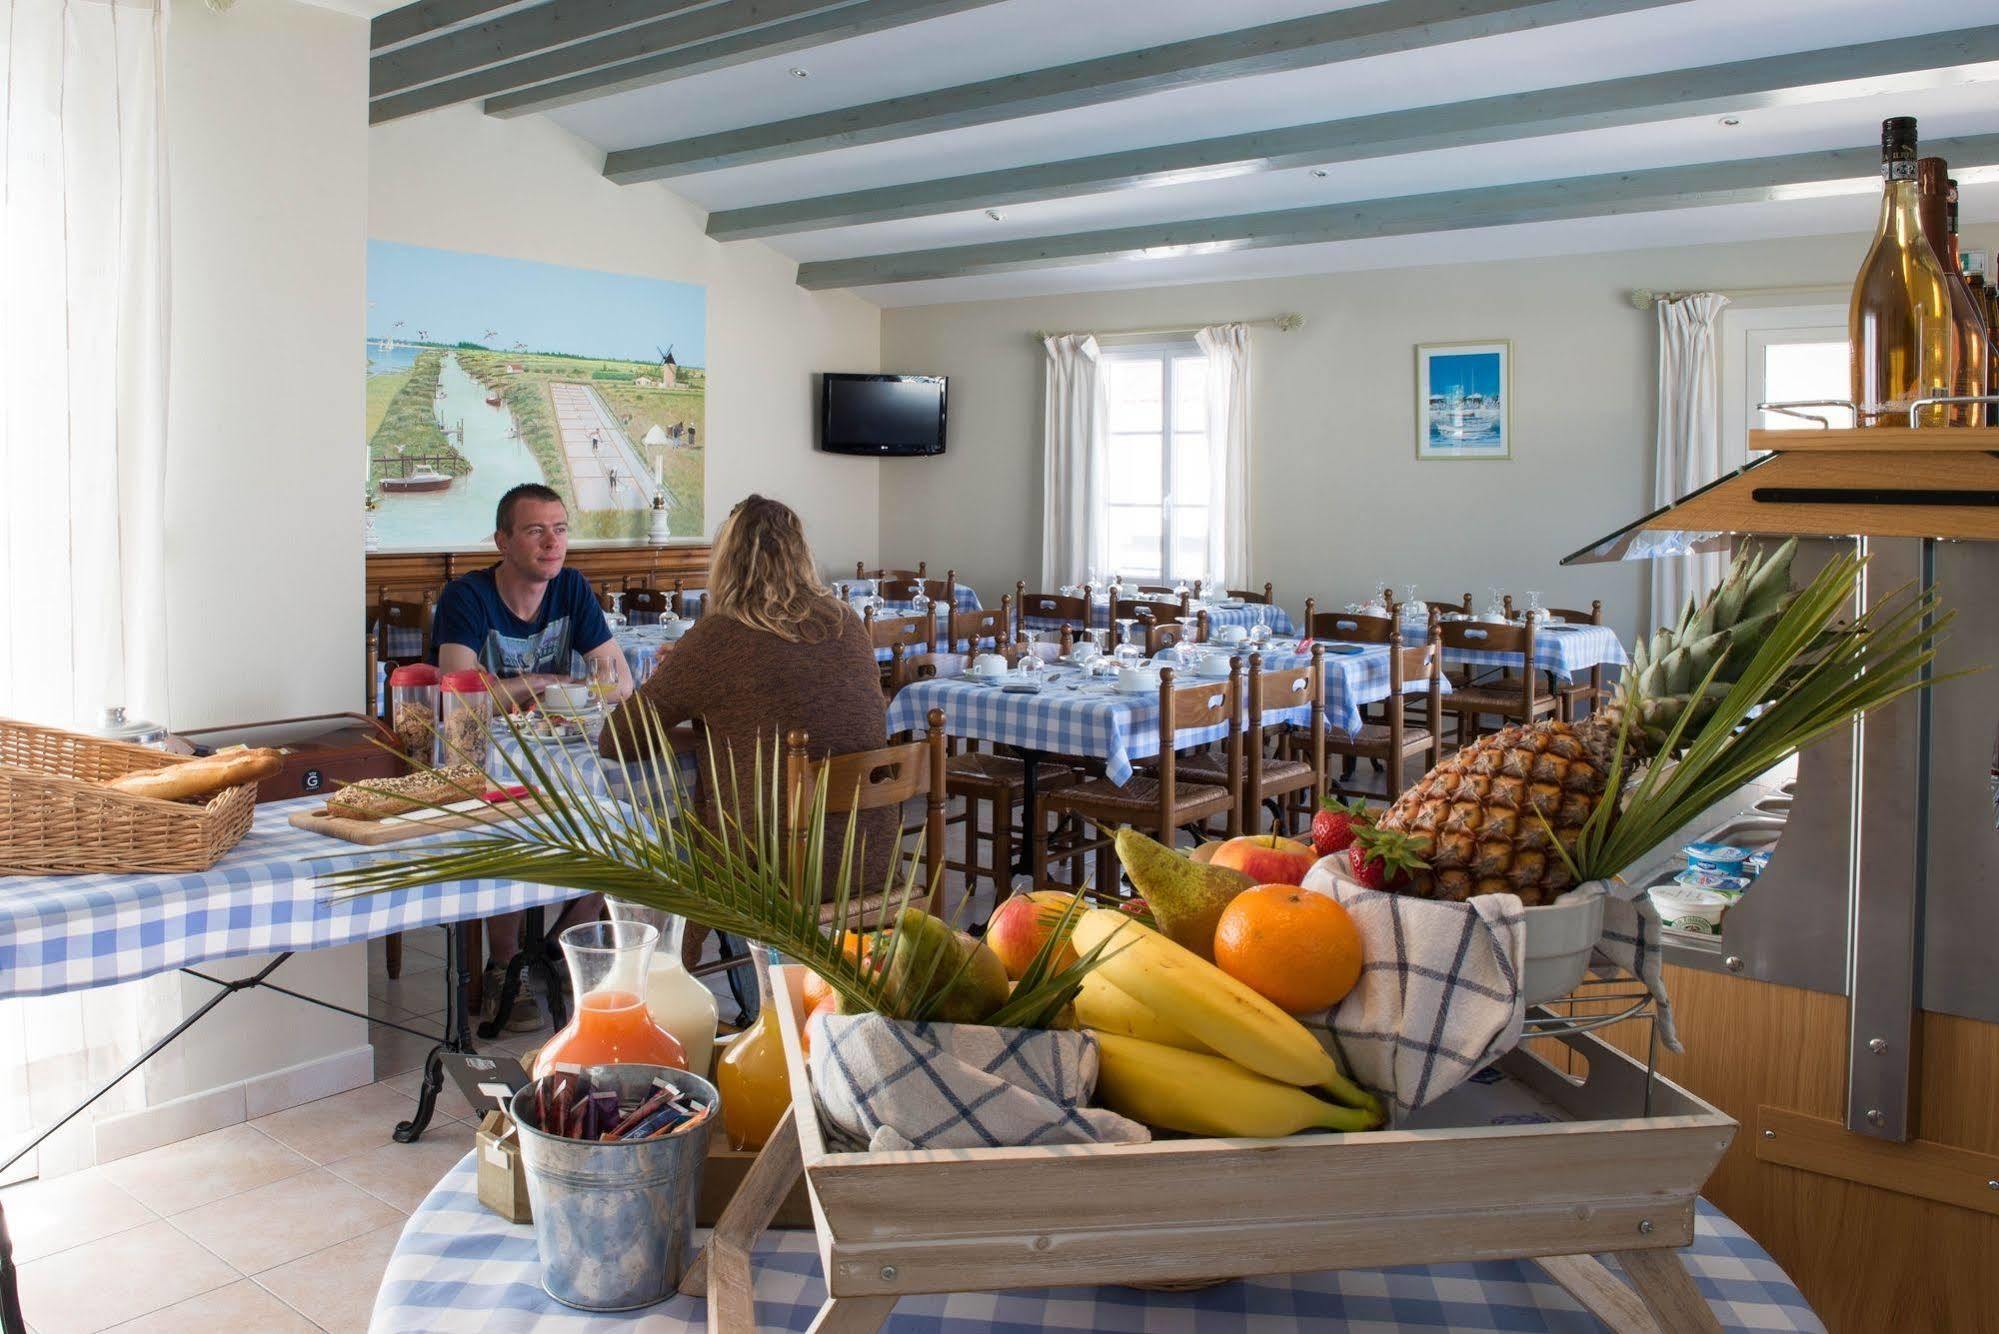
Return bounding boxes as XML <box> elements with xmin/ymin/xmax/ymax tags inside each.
<box><xmin>0</xmin><ymin>718</ymin><xmax>258</xmax><ymax>875</ymax></box>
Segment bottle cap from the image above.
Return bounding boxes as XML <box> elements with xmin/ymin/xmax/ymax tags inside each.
<box><xmin>388</xmin><ymin>663</ymin><xmax>440</xmax><ymax>687</ymax></box>
<box><xmin>441</xmin><ymin>669</ymin><xmax>489</xmax><ymax>694</ymax></box>
<box><xmin>1883</xmin><ymin>116</ymin><xmax>1918</xmax><ymax>152</ymax></box>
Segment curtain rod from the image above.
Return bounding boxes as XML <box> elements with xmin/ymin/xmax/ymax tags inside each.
<box><xmin>1628</xmin><ymin>283</ymin><xmax>1848</xmax><ymax>308</ymax></box>
<box><xmin>1033</xmin><ymin>313</ymin><xmax>1305</xmax><ymax>340</ymax></box>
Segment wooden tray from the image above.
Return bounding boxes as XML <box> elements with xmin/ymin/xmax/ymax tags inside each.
<box><xmin>287</xmin><ymin>795</ymin><xmax>544</xmax><ymax>845</ymax></box>
<box><xmin>682</xmin><ymin>964</ymin><xmax>1738</xmax><ymax>1333</ymax></box>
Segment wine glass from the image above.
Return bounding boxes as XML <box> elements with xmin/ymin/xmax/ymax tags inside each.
<box><xmin>1016</xmin><ymin>636</ymin><xmax>1046</xmax><ymax>679</ymax></box>
<box><xmin>1114</xmin><ymin>615</ymin><xmax>1139</xmax><ymax>653</ymax></box>
<box><xmin>606</xmin><ymin>591</ymin><xmax>627</xmax><ymax>631</ymax></box>
<box><xmin>1525</xmin><ymin>590</ymin><xmax>1545</xmax><ymax>624</ymax></box>
<box><xmin>910</xmin><ymin>587</ymin><xmax>931</xmax><ymax>620</ymax></box>
<box><xmin>586</xmin><ymin>654</ymin><xmax>619</xmax><ymax>708</ymax></box>
<box><xmin>1172</xmin><ymin>575</ymin><xmax>1190</xmax><ymax>600</ymax></box>
<box><xmin>1248</xmin><ymin>604</ymin><xmax>1269</xmax><ymax>646</ymax></box>
<box><xmin>1403</xmin><ymin>584</ymin><xmax>1426</xmax><ymax>619</ymax></box>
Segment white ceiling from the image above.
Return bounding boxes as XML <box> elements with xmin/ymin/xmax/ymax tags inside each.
<box><xmin>517</xmin><ymin>0</ymin><xmax>1999</xmax><ymax>305</ymax></box>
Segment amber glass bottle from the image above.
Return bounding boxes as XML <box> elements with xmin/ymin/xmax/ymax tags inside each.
<box><xmin>1946</xmin><ymin>181</ymin><xmax>1992</xmax><ymax>427</ymax></box>
<box><xmin>1914</xmin><ymin>160</ymin><xmax>1984</xmax><ymax>426</ymax></box>
<box><xmin>1850</xmin><ymin>119</ymin><xmax>1953</xmax><ymax>427</ymax></box>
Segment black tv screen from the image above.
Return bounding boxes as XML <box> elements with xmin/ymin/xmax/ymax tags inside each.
<box><xmin>820</xmin><ymin>373</ymin><xmax>947</xmax><ymax>456</ymax></box>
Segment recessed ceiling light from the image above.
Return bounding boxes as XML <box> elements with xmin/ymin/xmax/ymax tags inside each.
<box><xmin>788</xmin><ymin>67</ymin><xmax>810</xmax><ymax>78</ymax></box>
<box><xmin>1719</xmin><ymin>116</ymin><xmax>1741</xmax><ymax>127</ymax></box>
<box><xmin>985</xmin><ymin>208</ymin><xmax>1004</xmax><ymax>221</ymax></box>
<box><xmin>1311</xmin><ymin>168</ymin><xmax>1329</xmax><ymax>178</ymax></box>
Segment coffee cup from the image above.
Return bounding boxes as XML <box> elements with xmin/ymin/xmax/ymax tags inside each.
<box><xmin>1118</xmin><ymin>665</ymin><xmax>1159</xmax><ymax>693</ymax></box>
<box><xmin>1214</xmin><ymin>624</ymin><xmax>1247</xmax><ymax>645</ymax></box>
<box><xmin>972</xmin><ymin>653</ymin><xmax>1009</xmax><ymax>679</ymax></box>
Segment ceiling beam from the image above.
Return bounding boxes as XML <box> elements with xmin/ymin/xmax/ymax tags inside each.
<box><xmin>791</xmin><ymin>132</ymin><xmax>1999</xmax><ymax>288</ymax></box>
<box><xmin>370</xmin><ymin>0</ymin><xmax>1000</xmax><ymax>124</ymax></box>
<box><xmin>372</xmin><ymin>0</ymin><xmax>543</xmax><ymax>54</ymax></box>
<box><xmin>372</xmin><ymin>0</ymin><xmax>726</xmax><ymax>98</ymax></box>
<box><xmin>602</xmin><ymin>0</ymin><xmax>1687</xmax><ymax>184</ymax></box>
<box><xmin>482</xmin><ymin>0</ymin><xmax>1003</xmax><ymax>118</ymax></box>
<box><xmin>707</xmin><ymin>24</ymin><xmax>1999</xmax><ymax>240</ymax></box>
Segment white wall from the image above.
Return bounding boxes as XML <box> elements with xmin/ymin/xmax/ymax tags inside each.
<box><xmin>368</xmin><ymin>106</ymin><xmax>883</xmax><ymax>562</ymax></box>
<box><xmin>879</xmin><ymin>225</ymin><xmax>1999</xmax><ymax>644</ymax></box>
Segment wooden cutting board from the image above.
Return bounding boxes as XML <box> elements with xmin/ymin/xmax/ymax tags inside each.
<box><xmin>288</xmin><ymin>795</ymin><xmax>545</xmax><ymax>845</ymax></box>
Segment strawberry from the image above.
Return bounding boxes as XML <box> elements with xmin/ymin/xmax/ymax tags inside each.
<box><xmin>1311</xmin><ymin>796</ymin><xmax>1372</xmax><ymax>857</ymax></box>
<box><xmin>1346</xmin><ymin>826</ymin><xmax>1430</xmax><ymax>891</ymax></box>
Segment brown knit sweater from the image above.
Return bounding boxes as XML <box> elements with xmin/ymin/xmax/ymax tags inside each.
<box><xmin>600</xmin><ymin>604</ymin><xmax>898</xmax><ymax>897</ymax></box>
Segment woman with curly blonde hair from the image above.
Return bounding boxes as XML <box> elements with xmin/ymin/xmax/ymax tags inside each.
<box><xmin>601</xmin><ymin>495</ymin><xmax>896</xmax><ymax>897</ymax></box>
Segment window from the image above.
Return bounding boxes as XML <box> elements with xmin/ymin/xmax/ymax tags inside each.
<box><xmin>1720</xmin><ymin>304</ymin><xmax>1851</xmax><ymax>467</ymax></box>
<box><xmin>1102</xmin><ymin>346</ymin><xmax>1211</xmax><ymax>581</ymax></box>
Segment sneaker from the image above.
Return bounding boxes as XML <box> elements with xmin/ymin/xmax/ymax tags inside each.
<box><xmin>480</xmin><ymin>965</ymin><xmax>546</xmax><ymax>1033</ymax></box>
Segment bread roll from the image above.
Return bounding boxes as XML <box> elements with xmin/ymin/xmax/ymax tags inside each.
<box><xmin>105</xmin><ymin>748</ymin><xmax>283</xmax><ymax>803</ymax></box>
<box><xmin>326</xmin><ymin>765</ymin><xmax>488</xmax><ymax>821</ymax></box>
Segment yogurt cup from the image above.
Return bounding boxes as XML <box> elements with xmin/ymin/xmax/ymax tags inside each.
<box><xmin>1650</xmin><ymin>884</ymin><xmax>1732</xmax><ymax>935</ymax></box>
<box><xmin>1683</xmin><ymin>841</ymin><xmax>1751</xmax><ymax>876</ymax></box>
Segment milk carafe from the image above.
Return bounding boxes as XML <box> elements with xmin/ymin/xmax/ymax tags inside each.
<box><xmin>606</xmin><ymin>901</ymin><xmax>718</xmax><ymax>1076</ymax></box>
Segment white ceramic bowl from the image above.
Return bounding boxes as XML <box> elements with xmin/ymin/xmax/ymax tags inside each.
<box><xmin>539</xmin><ymin>683</ymin><xmax>594</xmax><ymax>716</ymax></box>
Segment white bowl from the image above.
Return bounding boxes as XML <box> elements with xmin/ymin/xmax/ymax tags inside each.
<box><xmin>539</xmin><ymin>683</ymin><xmax>593</xmax><ymax>715</ymax></box>
<box><xmin>659</xmin><ymin>617</ymin><xmax>692</xmax><ymax>640</ymax></box>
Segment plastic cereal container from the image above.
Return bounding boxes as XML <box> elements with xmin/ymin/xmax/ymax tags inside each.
<box><xmin>438</xmin><ymin>670</ymin><xmax>492</xmax><ymax>768</ymax></box>
<box><xmin>387</xmin><ymin>663</ymin><xmax>440</xmax><ymax>761</ymax></box>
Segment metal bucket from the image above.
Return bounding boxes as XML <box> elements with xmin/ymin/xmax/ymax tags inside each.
<box><xmin>510</xmin><ymin>1063</ymin><xmax>720</xmax><ymax>1311</ymax></box>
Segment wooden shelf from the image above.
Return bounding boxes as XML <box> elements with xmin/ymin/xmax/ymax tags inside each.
<box><xmin>1750</xmin><ymin>427</ymin><xmax>1999</xmax><ymax>453</ymax></box>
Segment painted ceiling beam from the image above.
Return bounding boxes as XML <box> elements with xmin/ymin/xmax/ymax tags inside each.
<box><xmin>709</xmin><ymin>24</ymin><xmax>1999</xmax><ymax>240</ymax></box>
<box><xmin>372</xmin><ymin>0</ymin><xmax>729</xmax><ymax>98</ymax></box>
<box><xmin>791</xmin><ymin>132</ymin><xmax>1999</xmax><ymax>288</ymax></box>
<box><xmin>372</xmin><ymin>0</ymin><xmax>543</xmax><ymax>54</ymax></box>
<box><xmin>602</xmin><ymin>0</ymin><xmax>1687</xmax><ymax>184</ymax></box>
<box><xmin>481</xmin><ymin>0</ymin><xmax>1005</xmax><ymax>118</ymax></box>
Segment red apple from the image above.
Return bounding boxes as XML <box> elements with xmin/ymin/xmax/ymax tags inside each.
<box><xmin>984</xmin><ymin>890</ymin><xmax>1081</xmax><ymax>981</ymax></box>
<box><xmin>1209</xmin><ymin>834</ymin><xmax>1317</xmax><ymax>887</ymax></box>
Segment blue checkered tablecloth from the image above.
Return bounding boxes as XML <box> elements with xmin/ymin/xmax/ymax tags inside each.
<box><xmin>0</xmin><ymin>737</ymin><xmax>689</xmax><ymax>1002</ymax></box>
<box><xmin>885</xmin><ymin>650</ymin><xmax>1444</xmax><ymax>786</ymax></box>
<box><xmin>1021</xmin><ymin>595</ymin><xmax>1297</xmax><ymax>638</ymax></box>
<box><xmin>1403</xmin><ymin>619</ymin><xmax>1629</xmax><ymax>683</ymax></box>
<box><xmin>370</xmin><ymin>1156</ymin><xmax>1821</xmax><ymax>1332</ymax></box>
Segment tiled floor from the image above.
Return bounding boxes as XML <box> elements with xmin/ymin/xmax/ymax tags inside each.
<box><xmin>0</xmin><ymin>820</ymin><xmax>1017</xmax><ymax>1333</ymax></box>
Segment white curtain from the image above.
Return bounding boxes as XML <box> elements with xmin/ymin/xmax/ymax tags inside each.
<box><xmin>1650</xmin><ymin>293</ymin><xmax>1731</xmax><ymax>629</ymax></box>
<box><xmin>1196</xmin><ymin>323</ymin><xmax>1251</xmax><ymax>588</ymax></box>
<box><xmin>0</xmin><ymin>0</ymin><xmax>173</xmax><ymax>729</ymax></box>
<box><xmin>1039</xmin><ymin>334</ymin><xmax>1106</xmax><ymax>588</ymax></box>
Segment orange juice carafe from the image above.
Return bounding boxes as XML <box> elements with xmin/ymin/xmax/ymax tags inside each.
<box><xmin>531</xmin><ymin>920</ymin><xmax>687</xmax><ymax>1079</ymax></box>
<box><xmin>715</xmin><ymin>949</ymin><xmax>791</xmax><ymax>1150</ymax></box>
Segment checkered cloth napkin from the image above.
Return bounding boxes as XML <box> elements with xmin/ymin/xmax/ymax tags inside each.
<box><xmin>1297</xmin><ymin>863</ymin><xmax>1678</xmax><ymax>1119</ymax></box>
<box><xmin>807</xmin><ymin>1013</ymin><xmax>1149</xmax><ymax>1152</ymax></box>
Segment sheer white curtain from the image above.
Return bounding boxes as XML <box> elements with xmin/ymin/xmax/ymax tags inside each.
<box><xmin>1650</xmin><ymin>293</ymin><xmax>1732</xmax><ymax>628</ymax></box>
<box><xmin>1039</xmin><ymin>334</ymin><xmax>1106</xmax><ymax>588</ymax></box>
<box><xmin>1196</xmin><ymin>323</ymin><xmax>1251</xmax><ymax>588</ymax></box>
<box><xmin>0</xmin><ymin>0</ymin><xmax>172</xmax><ymax>729</ymax></box>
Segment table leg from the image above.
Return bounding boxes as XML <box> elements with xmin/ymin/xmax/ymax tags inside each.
<box><xmin>0</xmin><ymin>1200</ymin><xmax>23</xmax><ymax>1334</ymax></box>
<box><xmin>808</xmin><ymin>1295</ymin><xmax>897</xmax><ymax>1333</ymax></box>
<box><xmin>682</xmin><ymin>1107</ymin><xmax>803</xmax><ymax>1333</ymax></box>
<box><xmin>396</xmin><ymin>923</ymin><xmax>474</xmax><ymax>1144</ymax></box>
<box><xmin>1616</xmin><ymin>1247</ymin><xmax>1724</xmax><ymax>1333</ymax></box>
<box><xmin>1534</xmin><ymin>1253</ymin><xmax>1656</xmax><ymax>1332</ymax></box>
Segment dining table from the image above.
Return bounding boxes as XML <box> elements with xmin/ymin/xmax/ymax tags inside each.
<box><xmin>1019</xmin><ymin>593</ymin><xmax>1298</xmax><ymax>639</ymax></box>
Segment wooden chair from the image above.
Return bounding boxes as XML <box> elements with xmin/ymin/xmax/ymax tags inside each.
<box><xmin>1112</xmin><ymin>598</ymin><xmax>1183</xmax><ymax>647</ymax></box>
<box><xmin>1437</xmin><ymin>618</ymin><xmax>1555</xmax><ymax>741</ymax></box>
<box><xmin>879</xmin><ymin>571</ymin><xmax>956</xmax><ymax>606</ymax></box>
<box><xmin>372</xmin><ymin>593</ymin><xmax>435</xmax><ymax>716</ymax></box>
<box><xmin>946</xmin><ymin>600</ymin><xmax>1011</xmax><ymax>653</ymax></box>
<box><xmin>1178</xmin><ymin>648</ymin><xmax>1324</xmax><ymax>835</ymax></box>
<box><xmin>856</xmin><ymin>561</ymin><xmax>925</xmax><ymax>581</ymax></box>
<box><xmin>1325</xmin><ymin>630</ymin><xmax>1444</xmax><ymax>803</ymax></box>
<box><xmin>786</xmin><ymin>709</ymin><xmax>949</xmax><ymax>919</ymax></box>
<box><xmin>1541</xmin><ymin>600</ymin><xmax>1607</xmax><ymax>721</ymax></box>
<box><xmin>1144</xmin><ymin>613</ymin><xmax>1208</xmax><ymax>656</ymax></box>
<box><xmin>623</xmin><ymin>586</ymin><xmax>671</xmax><ymax>626</ymax></box>
<box><xmin>1013</xmin><ymin>584</ymin><xmax>1094</xmax><ymax>640</ymax></box>
<box><xmin>1040</xmin><ymin>666</ymin><xmax>1242</xmax><ymax>894</ymax></box>
<box><xmin>1227</xmin><ymin>582</ymin><xmax>1275</xmax><ymax>605</ymax></box>
<box><xmin>1302</xmin><ymin>601</ymin><xmax>1397</xmax><ymax>646</ymax></box>
<box><xmin>863</xmin><ymin>607</ymin><xmax>933</xmax><ymax>655</ymax></box>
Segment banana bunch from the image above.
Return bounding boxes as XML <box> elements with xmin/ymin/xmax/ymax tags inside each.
<box><xmin>1072</xmin><ymin>910</ymin><xmax>1383</xmax><ymax>1137</ymax></box>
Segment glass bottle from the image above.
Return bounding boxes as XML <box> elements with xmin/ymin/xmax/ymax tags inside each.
<box><xmin>1945</xmin><ymin>178</ymin><xmax>1991</xmax><ymax>427</ymax></box>
<box><xmin>605</xmin><ymin>901</ymin><xmax>719</xmax><ymax>1077</ymax></box>
<box><xmin>714</xmin><ymin>948</ymin><xmax>792</xmax><ymax>1151</ymax></box>
<box><xmin>532</xmin><ymin>920</ymin><xmax>687</xmax><ymax>1080</ymax></box>
<box><xmin>1850</xmin><ymin>118</ymin><xmax>1953</xmax><ymax>428</ymax></box>
<box><xmin>1915</xmin><ymin>160</ymin><xmax>1983</xmax><ymax>426</ymax></box>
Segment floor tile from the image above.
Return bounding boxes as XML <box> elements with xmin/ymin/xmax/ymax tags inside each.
<box><xmin>0</xmin><ymin>1170</ymin><xmax>156</xmax><ymax>1264</ymax></box>
<box><xmin>250</xmin><ymin>1083</ymin><xmax>422</xmax><ymax>1165</ymax></box>
<box><xmin>255</xmin><ymin>1220</ymin><xmax>404</xmax><ymax>1334</ymax></box>
<box><xmin>99</xmin><ymin>1122</ymin><xmax>313</xmax><ymax>1215</ymax></box>
<box><xmin>368</xmin><ymin>1021</ymin><xmax>439</xmax><ymax>1080</ymax></box>
<box><xmin>16</xmin><ymin>1219</ymin><xmax>236</xmax><ymax>1334</ymax></box>
<box><xmin>102</xmin><ymin>1279</ymin><xmax>319</xmax><ymax>1334</ymax></box>
<box><xmin>366</xmin><ymin>964</ymin><xmax>445</xmax><ymax>1013</ymax></box>
<box><xmin>325</xmin><ymin>1119</ymin><xmax>473</xmax><ymax>1213</ymax></box>
<box><xmin>168</xmin><ymin>1168</ymin><xmax>402</xmax><ymax>1275</ymax></box>
<box><xmin>379</xmin><ymin>1068</ymin><xmax>477</xmax><ymax>1123</ymax></box>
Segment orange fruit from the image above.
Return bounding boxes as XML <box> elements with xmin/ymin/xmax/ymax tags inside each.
<box><xmin>801</xmin><ymin>989</ymin><xmax>840</xmax><ymax>1054</ymax></box>
<box><xmin>1212</xmin><ymin>885</ymin><xmax>1364</xmax><ymax>1014</ymax></box>
<box><xmin>801</xmin><ymin>931</ymin><xmax>870</xmax><ymax>1011</ymax></box>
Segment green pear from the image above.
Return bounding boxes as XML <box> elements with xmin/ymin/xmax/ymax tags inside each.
<box><xmin>879</xmin><ymin>908</ymin><xmax>1010</xmax><ymax>1024</ymax></box>
<box><xmin>1114</xmin><ymin>828</ymin><xmax>1254</xmax><ymax>961</ymax></box>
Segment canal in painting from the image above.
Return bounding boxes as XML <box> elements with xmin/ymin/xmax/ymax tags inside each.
<box><xmin>374</xmin><ymin>352</ymin><xmax>543</xmax><ymax>548</ymax></box>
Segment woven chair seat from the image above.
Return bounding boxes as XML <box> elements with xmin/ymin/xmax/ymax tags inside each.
<box><xmin>944</xmin><ymin>751</ymin><xmax>1075</xmax><ymax>793</ymax></box>
<box><xmin>1044</xmin><ymin>775</ymin><xmax>1233</xmax><ymax>823</ymax></box>
<box><xmin>1325</xmin><ymin>723</ymin><xmax>1436</xmax><ymax>756</ymax></box>
<box><xmin>1441</xmin><ymin>686</ymin><xmax>1556</xmax><ymax>718</ymax></box>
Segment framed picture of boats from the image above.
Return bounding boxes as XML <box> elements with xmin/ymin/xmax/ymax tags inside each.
<box><xmin>366</xmin><ymin>240</ymin><xmax>707</xmax><ymax>550</ymax></box>
<box><xmin>1416</xmin><ymin>340</ymin><xmax>1510</xmax><ymax>460</ymax></box>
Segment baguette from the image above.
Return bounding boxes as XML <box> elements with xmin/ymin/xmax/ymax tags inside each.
<box><xmin>326</xmin><ymin>765</ymin><xmax>489</xmax><ymax>821</ymax></box>
<box><xmin>104</xmin><ymin>748</ymin><xmax>283</xmax><ymax>803</ymax></box>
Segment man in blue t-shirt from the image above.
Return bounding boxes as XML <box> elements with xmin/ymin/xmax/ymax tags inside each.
<box><xmin>434</xmin><ymin>482</ymin><xmax>635</xmax><ymax>1030</ymax></box>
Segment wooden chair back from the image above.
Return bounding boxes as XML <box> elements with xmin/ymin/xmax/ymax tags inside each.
<box><xmin>1113</xmin><ymin>597</ymin><xmax>1179</xmax><ymax>626</ymax></box>
<box><xmin>1144</xmin><ymin>621</ymin><xmax>1187</xmax><ymax>655</ymax></box>
<box><xmin>1131</xmin><ymin>583</ymin><xmax>1175</xmax><ymax>596</ymax></box>
<box><xmin>1394</xmin><ymin>630</ymin><xmax>1446</xmax><ymax>788</ymax></box>
<box><xmin>947</xmin><ymin>600</ymin><xmax>1010</xmax><ymax>653</ymax></box>
<box><xmin>1303</xmin><ymin>600</ymin><xmax>1396</xmax><ymax>644</ymax></box>
<box><xmin>1227</xmin><ymin>582</ymin><xmax>1275</xmax><ymax>605</ymax></box>
<box><xmin>1438</xmin><ymin>617</ymin><xmax>1540</xmax><ymax>716</ymax></box>
<box><xmin>1013</xmin><ymin>584</ymin><xmax>1092</xmax><ymax>639</ymax></box>
<box><xmin>786</xmin><ymin>709</ymin><xmax>949</xmax><ymax>917</ymax></box>
<box><xmin>890</xmin><ymin>650</ymin><xmax>969</xmax><ymax>694</ymax></box>
<box><xmin>623</xmin><ymin>586</ymin><xmax>671</xmax><ymax>625</ymax></box>
<box><xmin>1156</xmin><ymin>664</ymin><xmax>1243</xmax><ymax>841</ymax></box>
<box><xmin>1246</xmin><ymin>646</ymin><xmax>1324</xmax><ymax>823</ymax></box>
<box><xmin>1544</xmin><ymin>600</ymin><xmax>1604</xmax><ymax>625</ymax></box>
<box><xmin>879</xmin><ymin>572</ymin><xmax>956</xmax><ymax>604</ymax></box>
<box><xmin>864</xmin><ymin>606</ymin><xmax>932</xmax><ymax>654</ymax></box>
<box><xmin>857</xmin><ymin>561</ymin><xmax>925</xmax><ymax>581</ymax></box>
<box><xmin>374</xmin><ymin>593</ymin><xmax>434</xmax><ymax>665</ymax></box>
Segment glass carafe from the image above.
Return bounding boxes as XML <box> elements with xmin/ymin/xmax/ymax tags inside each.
<box><xmin>531</xmin><ymin>921</ymin><xmax>687</xmax><ymax>1079</ymax></box>
<box><xmin>605</xmin><ymin>901</ymin><xmax>719</xmax><ymax>1077</ymax></box>
<box><xmin>715</xmin><ymin>949</ymin><xmax>792</xmax><ymax>1151</ymax></box>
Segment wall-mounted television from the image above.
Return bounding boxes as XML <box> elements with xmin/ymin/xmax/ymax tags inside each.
<box><xmin>819</xmin><ymin>373</ymin><xmax>947</xmax><ymax>456</ymax></box>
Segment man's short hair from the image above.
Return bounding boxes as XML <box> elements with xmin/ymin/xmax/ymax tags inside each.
<box><xmin>497</xmin><ymin>483</ymin><xmax>564</xmax><ymax>533</ymax></box>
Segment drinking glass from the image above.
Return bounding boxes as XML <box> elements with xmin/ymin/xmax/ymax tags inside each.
<box><xmin>1114</xmin><ymin>642</ymin><xmax>1145</xmax><ymax>671</ymax></box>
<box><xmin>605</xmin><ymin>592</ymin><xmax>627</xmax><ymax>631</ymax></box>
<box><xmin>1114</xmin><ymin>616</ymin><xmax>1138</xmax><ymax>652</ymax></box>
<box><xmin>1526</xmin><ymin>590</ymin><xmax>1545</xmax><ymax>623</ymax></box>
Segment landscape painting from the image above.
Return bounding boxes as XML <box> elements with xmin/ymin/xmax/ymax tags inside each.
<box><xmin>1416</xmin><ymin>340</ymin><xmax>1509</xmax><ymax>460</ymax></box>
<box><xmin>366</xmin><ymin>241</ymin><xmax>706</xmax><ymax>548</ymax></box>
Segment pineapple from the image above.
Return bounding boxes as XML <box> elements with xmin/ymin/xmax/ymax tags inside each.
<box><xmin>1373</xmin><ymin>541</ymin><xmax>1799</xmax><ymax>905</ymax></box>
